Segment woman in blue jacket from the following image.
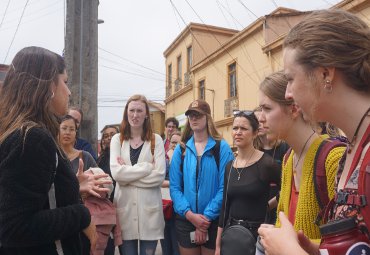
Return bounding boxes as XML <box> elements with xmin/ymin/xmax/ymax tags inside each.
<box><xmin>170</xmin><ymin>99</ymin><xmax>234</xmax><ymax>255</ymax></box>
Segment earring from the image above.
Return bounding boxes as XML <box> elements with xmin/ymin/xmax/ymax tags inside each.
<box><xmin>324</xmin><ymin>80</ymin><xmax>332</xmax><ymax>93</ymax></box>
<box><xmin>51</xmin><ymin>91</ymin><xmax>55</xmax><ymax>98</ymax></box>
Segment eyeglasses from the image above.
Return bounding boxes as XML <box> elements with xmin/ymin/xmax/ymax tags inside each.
<box><xmin>60</xmin><ymin>126</ymin><xmax>76</xmax><ymax>133</ymax></box>
<box><xmin>187</xmin><ymin>112</ymin><xmax>204</xmax><ymax>119</ymax></box>
<box><xmin>102</xmin><ymin>132</ymin><xmax>116</xmax><ymax>140</ymax></box>
<box><xmin>233</xmin><ymin>110</ymin><xmax>254</xmax><ymax>117</ymax></box>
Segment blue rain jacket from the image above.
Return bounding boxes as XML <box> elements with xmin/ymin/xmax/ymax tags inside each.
<box><xmin>170</xmin><ymin>136</ymin><xmax>234</xmax><ymax>220</ymax></box>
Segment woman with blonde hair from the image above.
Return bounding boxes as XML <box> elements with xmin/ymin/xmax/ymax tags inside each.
<box><xmin>258</xmin><ymin>9</ymin><xmax>370</xmax><ymax>255</ymax></box>
<box><xmin>110</xmin><ymin>94</ymin><xmax>166</xmax><ymax>255</ymax></box>
<box><xmin>258</xmin><ymin>71</ymin><xmax>345</xmax><ymax>242</ymax></box>
<box><xmin>170</xmin><ymin>99</ymin><xmax>234</xmax><ymax>255</ymax></box>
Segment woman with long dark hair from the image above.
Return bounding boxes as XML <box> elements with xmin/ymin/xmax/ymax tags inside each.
<box><xmin>0</xmin><ymin>46</ymin><xmax>96</xmax><ymax>254</ymax></box>
<box><xmin>215</xmin><ymin>111</ymin><xmax>281</xmax><ymax>255</ymax></box>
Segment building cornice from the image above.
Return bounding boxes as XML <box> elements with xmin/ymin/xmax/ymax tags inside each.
<box><xmin>191</xmin><ymin>17</ymin><xmax>265</xmax><ymax>72</ymax></box>
<box><xmin>262</xmin><ymin>34</ymin><xmax>285</xmax><ymax>53</ymax></box>
<box><xmin>332</xmin><ymin>0</ymin><xmax>369</xmax><ymax>11</ymax></box>
<box><xmin>215</xmin><ymin>117</ymin><xmax>233</xmax><ymax>128</ymax></box>
<box><xmin>163</xmin><ymin>23</ymin><xmax>239</xmax><ymax>57</ymax></box>
<box><xmin>164</xmin><ymin>84</ymin><xmax>193</xmax><ymax>104</ymax></box>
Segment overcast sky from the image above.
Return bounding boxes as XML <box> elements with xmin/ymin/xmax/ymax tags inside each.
<box><xmin>0</xmin><ymin>0</ymin><xmax>341</xmax><ymax>138</ymax></box>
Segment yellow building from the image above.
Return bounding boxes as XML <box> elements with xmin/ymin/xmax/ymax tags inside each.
<box><xmin>164</xmin><ymin>0</ymin><xmax>370</xmax><ymax>145</ymax></box>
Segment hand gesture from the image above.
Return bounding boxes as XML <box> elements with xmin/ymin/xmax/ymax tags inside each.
<box><xmin>77</xmin><ymin>159</ymin><xmax>112</xmax><ymax>198</ymax></box>
<box><xmin>258</xmin><ymin>212</ymin><xmax>308</xmax><ymax>255</ymax></box>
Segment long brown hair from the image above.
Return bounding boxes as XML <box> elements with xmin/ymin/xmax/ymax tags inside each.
<box><xmin>283</xmin><ymin>9</ymin><xmax>370</xmax><ymax>93</ymax></box>
<box><xmin>0</xmin><ymin>47</ymin><xmax>65</xmax><ymax>144</ymax></box>
<box><xmin>119</xmin><ymin>94</ymin><xmax>153</xmax><ymax>144</ymax></box>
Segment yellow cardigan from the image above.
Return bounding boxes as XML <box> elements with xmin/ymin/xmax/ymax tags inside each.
<box><xmin>276</xmin><ymin>135</ymin><xmax>345</xmax><ymax>239</ymax></box>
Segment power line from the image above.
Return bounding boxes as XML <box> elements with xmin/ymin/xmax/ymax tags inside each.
<box><xmin>100</xmin><ymin>65</ymin><xmax>166</xmax><ymax>82</ymax></box>
<box><xmin>4</xmin><ymin>0</ymin><xmax>29</xmax><ymax>63</ymax></box>
<box><xmin>98</xmin><ymin>47</ymin><xmax>165</xmax><ymax>77</ymax></box>
<box><xmin>0</xmin><ymin>5</ymin><xmax>63</xmax><ymax>32</ymax></box>
<box><xmin>0</xmin><ymin>0</ymin><xmax>60</xmax><ymax>26</ymax></box>
<box><xmin>0</xmin><ymin>0</ymin><xmax>11</xmax><ymax>29</ymax></box>
<box><xmin>99</xmin><ymin>55</ymin><xmax>168</xmax><ymax>81</ymax></box>
<box><xmin>183</xmin><ymin>0</ymin><xmax>260</xmax><ymax>85</ymax></box>
<box><xmin>169</xmin><ymin>0</ymin><xmax>228</xmax><ymax>82</ymax></box>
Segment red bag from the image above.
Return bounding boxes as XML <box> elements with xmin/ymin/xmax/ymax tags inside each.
<box><xmin>162</xmin><ymin>199</ymin><xmax>173</xmax><ymax>220</ymax></box>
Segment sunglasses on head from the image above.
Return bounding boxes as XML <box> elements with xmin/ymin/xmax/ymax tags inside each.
<box><xmin>233</xmin><ymin>110</ymin><xmax>254</xmax><ymax>117</ymax></box>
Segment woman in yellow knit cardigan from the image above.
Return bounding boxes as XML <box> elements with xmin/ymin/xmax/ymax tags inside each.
<box><xmin>257</xmin><ymin>71</ymin><xmax>346</xmax><ymax>240</ymax></box>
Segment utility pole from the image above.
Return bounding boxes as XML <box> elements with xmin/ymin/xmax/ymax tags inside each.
<box><xmin>64</xmin><ymin>0</ymin><xmax>99</xmax><ymax>154</ymax></box>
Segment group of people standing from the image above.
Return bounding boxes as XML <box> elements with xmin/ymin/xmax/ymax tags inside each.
<box><xmin>0</xmin><ymin>7</ymin><xmax>369</xmax><ymax>255</ymax></box>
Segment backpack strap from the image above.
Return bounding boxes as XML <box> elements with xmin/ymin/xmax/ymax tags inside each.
<box><xmin>210</xmin><ymin>140</ymin><xmax>221</xmax><ymax>171</ymax></box>
<box><xmin>48</xmin><ymin>153</ymin><xmax>64</xmax><ymax>255</ymax></box>
<box><xmin>179</xmin><ymin>143</ymin><xmax>186</xmax><ymax>173</ymax></box>
<box><xmin>179</xmin><ymin>140</ymin><xmax>221</xmax><ymax>173</ymax></box>
<box><xmin>355</xmin><ymin>125</ymin><xmax>370</xmax><ymax>236</ymax></box>
<box><xmin>283</xmin><ymin>148</ymin><xmax>292</xmax><ymax>167</ymax></box>
<box><xmin>314</xmin><ymin>139</ymin><xmax>346</xmax><ymax>224</ymax></box>
<box><xmin>150</xmin><ymin>133</ymin><xmax>155</xmax><ymax>157</ymax></box>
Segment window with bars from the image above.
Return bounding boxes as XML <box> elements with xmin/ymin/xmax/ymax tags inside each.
<box><xmin>167</xmin><ymin>64</ymin><xmax>172</xmax><ymax>97</ymax></box>
<box><xmin>177</xmin><ymin>55</ymin><xmax>182</xmax><ymax>80</ymax></box>
<box><xmin>228</xmin><ymin>62</ymin><xmax>237</xmax><ymax>98</ymax></box>
<box><xmin>187</xmin><ymin>46</ymin><xmax>192</xmax><ymax>71</ymax></box>
<box><xmin>199</xmin><ymin>80</ymin><xmax>205</xmax><ymax>100</ymax></box>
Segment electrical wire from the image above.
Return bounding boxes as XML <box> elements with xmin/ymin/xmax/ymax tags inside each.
<box><xmin>0</xmin><ymin>0</ymin><xmax>11</xmax><ymax>29</ymax></box>
<box><xmin>99</xmin><ymin>47</ymin><xmax>165</xmax><ymax>77</ymax></box>
<box><xmin>169</xmin><ymin>0</ymin><xmax>228</xmax><ymax>83</ymax></box>
<box><xmin>100</xmin><ymin>65</ymin><xmax>166</xmax><ymax>82</ymax></box>
<box><xmin>0</xmin><ymin>5</ymin><xmax>63</xmax><ymax>32</ymax></box>
<box><xmin>4</xmin><ymin>0</ymin><xmax>29</xmax><ymax>63</ymax></box>
<box><xmin>183</xmin><ymin>0</ymin><xmax>260</xmax><ymax>85</ymax></box>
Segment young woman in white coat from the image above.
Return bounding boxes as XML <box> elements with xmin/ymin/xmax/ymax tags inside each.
<box><xmin>110</xmin><ymin>94</ymin><xmax>166</xmax><ymax>255</ymax></box>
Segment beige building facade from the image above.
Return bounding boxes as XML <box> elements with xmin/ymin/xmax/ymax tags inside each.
<box><xmin>164</xmin><ymin>0</ymin><xmax>370</xmax><ymax>145</ymax></box>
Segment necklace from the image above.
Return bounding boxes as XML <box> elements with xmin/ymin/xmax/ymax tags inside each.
<box><xmin>293</xmin><ymin>131</ymin><xmax>315</xmax><ymax>175</ymax></box>
<box><xmin>131</xmin><ymin>137</ymin><xmax>143</xmax><ymax>148</ymax></box>
<box><xmin>348</xmin><ymin>106</ymin><xmax>370</xmax><ymax>154</ymax></box>
<box><xmin>235</xmin><ymin>148</ymin><xmax>255</xmax><ymax>181</ymax></box>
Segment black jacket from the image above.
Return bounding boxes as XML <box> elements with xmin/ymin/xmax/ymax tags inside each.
<box><xmin>0</xmin><ymin>127</ymin><xmax>90</xmax><ymax>255</ymax></box>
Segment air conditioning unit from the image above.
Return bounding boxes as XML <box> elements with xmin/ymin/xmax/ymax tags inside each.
<box><xmin>224</xmin><ymin>97</ymin><xmax>239</xmax><ymax>117</ymax></box>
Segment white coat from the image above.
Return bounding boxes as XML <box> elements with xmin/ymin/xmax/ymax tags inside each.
<box><xmin>110</xmin><ymin>133</ymin><xmax>166</xmax><ymax>240</ymax></box>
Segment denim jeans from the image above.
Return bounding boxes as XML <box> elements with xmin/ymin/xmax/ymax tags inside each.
<box><xmin>160</xmin><ymin>215</ymin><xmax>180</xmax><ymax>255</ymax></box>
<box><xmin>118</xmin><ymin>240</ymin><xmax>157</xmax><ymax>255</ymax></box>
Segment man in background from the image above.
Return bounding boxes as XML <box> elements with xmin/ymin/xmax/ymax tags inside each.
<box><xmin>163</xmin><ymin>117</ymin><xmax>179</xmax><ymax>153</ymax></box>
<box><xmin>68</xmin><ymin>107</ymin><xmax>97</xmax><ymax>160</ymax></box>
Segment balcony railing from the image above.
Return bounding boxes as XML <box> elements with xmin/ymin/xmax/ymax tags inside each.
<box><xmin>224</xmin><ymin>96</ymin><xmax>239</xmax><ymax>117</ymax></box>
<box><xmin>174</xmin><ymin>78</ymin><xmax>182</xmax><ymax>92</ymax></box>
<box><xmin>166</xmin><ymin>86</ymin><xmax>172</xmax><ymax>98</ymax></box>
<box><xmin>184</xmin><ymin>72</ymin><xmax>192</xmax><ymax>86</ymax></box>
